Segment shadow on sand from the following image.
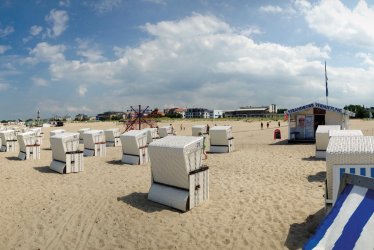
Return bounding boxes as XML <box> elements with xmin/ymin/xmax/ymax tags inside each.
<box><xmin>117</xmin><ymin>192</ymin><xmax>179</xmax><ymax>213</ymax></box>
<box><xmin>284</xmin><ymin>208</ymin><xmax>325</xmax><ymax>249</ymax></box>
<box><xmin>269</xmin><ymin>139</ymin><xmax>289</xmax><ymax>145</ymax></box>
<box><xmin>302</xmin><ymin>156</ymin><xmax>325</xmax><ymax>162</ymax></box>
<box><xmin>6</xmin><ymin>156</ymin><xmax>21</xmax><ymax>161</ymax></box>
<box><xmin>33</xmin><ymin>166</ymin><xmax>58</xmax><ymax>174</ymax></box>
<box><xmin>107</xmin><ymin>160</ymin><xmax>125</xmax><ymax>165</ymax></box>
<box><xmin>307</xmin><ymin>171</ymin><xmax>326</xmax><ymax>183</ymax></box>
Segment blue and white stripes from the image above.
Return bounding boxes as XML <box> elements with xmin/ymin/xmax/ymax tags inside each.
<box><xmin>304</xmin><ymin>184</ymin><xmax>374</xmax><ymax>249</ymax></box>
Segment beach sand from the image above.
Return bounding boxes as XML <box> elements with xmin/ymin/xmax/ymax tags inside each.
<box><xmin>0</xmin><ymin>119</ymin><xmax>371</xmax><ymax>250</ymax></box>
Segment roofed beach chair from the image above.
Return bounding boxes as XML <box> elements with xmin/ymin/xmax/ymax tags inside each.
<box><xmin>50</xmin><ymin>132</ymin><xmax>83</xmax><ymax>174</ymax></box>
<box><xmin>83</xmin><ymin>130</ymin><xmax>106</xmax><ymax>157</ymax></box>
<box><xmin>326</xmin><ymin>136</ymin><xmax>374</xmax><ymax>206</ymax></box>
<box><xmin>315</xmin><ymin>125</ymin><xmax>341</xmax><ymax>159</ymax></box>
<box><xmin>142</xmin><ymin>128</ymin><xmax>159</xmax><ymax>144</ymax></box>
<box><xmin>104</xmin><ymin>128</ymin><xmax>121</xmax><ymax>147</ymax></box>
<box><xmin>17</xmin><ymin>131</ymin><xmax>40</xmax><ymax>160</ymax></box>
<box><xmin>304</xmin><ymin>174</ymin><xmax>374</xmax><ymax>250</ymax></box>
<box><xmin>29</xmin><ymin>127</ymin><xmax>43</xmax><ymax>146</ymax></box>
<box><xmin>78</xmin><ymin>128</ymin><xmax>90</xmax><ymax>144</ymax></box>
<box><xmin>49</xmin><ymin>129</ymin><xmax>65</xmax><ymax>148</ymax></box>
<box><xmin>120</xmin><ymin>130</ymin><xmax>148</xmax><ymax>165</ymax></box>
<box><xmin>158</xmin><ymin>126</ymin><xmax>174</xmax><ymax>138</ymax></box>
<box><xmin>0</xmin><ymin>130</ymin><xmax>17</xmax><ymax>152</ymax></box>
<box><xmin>148</xmin><ymin>136</ymin><xmax>209</xmax><ymax>212</ymax></box>
<box><xmin>209</xmin><ymin>126</ymin><xmax>234</xmax><ymax>153</ymax></box>
<box><xmin>192</xmin><ymin>125</ymin><xmax>208</xmax><ymax>136</ymax></box>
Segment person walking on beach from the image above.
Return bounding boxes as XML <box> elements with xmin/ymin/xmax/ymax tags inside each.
<box><xmin>180</xmin><ymin>124</ymin><xmax>183</xmax><ymax>131</ymax></box>
<box><xmin>207</xmin><ymin>124</ymin><xmax>210</xmax><ymax>134</ymax></box>
<box><xmin>278</xmin><ymin>121</ymin><xmax>280</xmax><ymax>127</ymax></box>
<box><xmin>266</xmin><ymin>122</ymin><xmax>269</xmax><ymax>129</ymax></box>
<box><xmin>261</xmin><ymin>122</ymin><xmax>263</xmax><ymax>129</ymax></box>
<box><xmin>199</xmin><ymin>132</ymin><xmax>208</xmax><ymax>160</ymax></box>
<box><xmin>170</xmin><ymin>124</ymin><xmax>175</xmax><ymax>135</ymax></box>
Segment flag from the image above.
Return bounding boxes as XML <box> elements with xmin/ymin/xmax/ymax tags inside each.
<box><xmin>325</xmin><ymin>60</ymin><xmax>328</xmax><ymax>97</ymax></box>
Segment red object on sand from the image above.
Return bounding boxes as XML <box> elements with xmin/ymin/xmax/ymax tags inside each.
<box><xmin>274</xmin><ymin>129</ymin><xmax>281</xmax><ymax>140</ymax></box>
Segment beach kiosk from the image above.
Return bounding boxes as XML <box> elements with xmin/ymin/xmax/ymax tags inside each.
<box><xmin>78</xmin><ymin>128</ymin><xmax>90</xmax><ymax>144</ymax></box>
<box><xmin>104</xmin><ymin>128</ymin><xmax>121</xmax><ymax>147</ymax></box>
<box><xmin>315</xmin><ymin>125</ymin><xmax>341</xmax><ymax>159</ymax></box>
<box><xmin>159</xmin><ymin>126</ymin><xmax>174</xmax><ymax>138</ymax></box>
<box><xmin>17</xmin><ymin>131</ymin><xmax>40</xmax><ymax>160</ymax></box>
<box><xmin>148</xmin><ymin>136</ymin><xmax>209</xmax><ymax>212</ymax></box>
<box><xmin>143</xmin><ymin>127</ymin><xmax>159</xmax><ymax>144</ymax></box>
<box><xmin>120</xmin><ymin>130</ymin><xmax>148</xmax><ymax>165</ymax></box>
<box><xmin>209</xmin><ymin>126</ymin><xmax>234</xmax><ymax>153</ymax></box>
<box><xmin>326</xmin><ymin>136</ymin><xmax>374</xmax><ymax>206</ymax></box>
<box><xmin>0</xmin><ymin>130</ymin><xmax>17</xmax><ymax>152</ymax></box>
<box><xmin>83</xmin><ymin>130</ymin><xmax>106</xmax><ymax>157</ymax></box>
<box><xmin>192</xmin><ymin>125</ymin><xmax>208</xmax><ymax>136</ymax></box>
<box><xmin>50</xmin><ymin>132</ymin><xmax>83</xmax><ymax>174</ymax></box>
<box><xmin>285</xmin><ymin>102</ymin><xmax>354</xmax><ymax>142</ymax></box>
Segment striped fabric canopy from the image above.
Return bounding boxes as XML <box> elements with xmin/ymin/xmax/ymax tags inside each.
<box><xmin>304</xmin><ymin>182</ymin><xmax>374</xmax><ymax>249</ymax></box>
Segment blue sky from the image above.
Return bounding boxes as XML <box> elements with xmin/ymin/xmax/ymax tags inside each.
<box><xmin>0</xmin><ymin>0</ymin><xmax>374</xmax><ymax>119</ymax></box>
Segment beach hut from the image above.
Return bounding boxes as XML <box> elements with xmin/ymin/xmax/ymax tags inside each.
<box><xmin>285</xmin><ymin>102</ymin><xmax>354</xmax><ymax>142</ymax></box>
<box><xmin>158</xmin><ymin>126</ymin><xmax>174</xmax><ymax>138</ymax></box>
<box><xmin>50</xmin><ymin>132</ymin><xmax>83</xmax><ymax>174</ymax></box>
<box><xmin>83</xmin><ymin>130</ymin><xmax>106</xmax><ymax>157</ymax></box>
<box><xmin>78</xmin><ymin>128</ymin><xmax>90</xmax><ymax>144</ymax></box>
<box><xmin>326</xmin><ymin>136</ymin><xmax>374</xmax><ymax>206</ymax></box>
<box><xmin>315</xmin><ymin>125</ymin><xmax>341</xmax><ymax>158</ymax></box>
<box><xmin>104</xmin><ymin>128</ymin><xmax>121</xmax><ymax>147</ymax></box>
<box><xmin>17</xmin><ymin>131</ymin><xmax>40</xmax><ymax>160</ymax></box>
<box><xmin>209</xmin><ymin>126</ymin><xmax>234</xmax><ymax>153</ymax></box>
<box><xmin>0</xmin><ymin>130</ymin><xmax>17</xmax><ymax>152</ymax></box>
<box><xmin>142</xmin><ymin>127</ymin><xmax>159</xmax><ymax>144</ymax></box>
<box><xmin>148</xmin><ymin>136</ymin><xmax>209</xmax><ymax>212</ymax></box>
<box><xmin>304</xmin><ymin>174</ymin><xmax>374</xmax><ymax>249</ymax></box>
<box><xmin>192</xmin><ymin>125</ymin><xmax>208</xmax><ymax>136</ymax></box>
<box><xmin>120</xmin><ymin>130</ymin><xmax>148</xmax><ymax>164</ymax></box>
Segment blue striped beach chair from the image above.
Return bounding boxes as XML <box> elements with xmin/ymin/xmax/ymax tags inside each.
<box><xmin>304</xmin><ymin>174</ymin><xmax>374</xmax><ymax>249</ymax></box>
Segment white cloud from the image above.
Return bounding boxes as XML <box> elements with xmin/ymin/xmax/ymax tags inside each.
<box><xmin>86</xmin><ymin>0</ymin><xmax>123</xmax><ymax>14</ymax></box>
<box><xmin>31</xmin><ymin>77</ymin><xmax>48</xmax><ymax>87</ymax></box>
<box><xmin>30</xmin><ymin>25</ymin><xmax>43</xmax><ymax>36</ymax></box>
<box><xmin>45</xmin><ymin>9</ymin><xmax>69</xmax><ymax>38</ymax></box>
<box><xmin>0</xmin><ymin>83</ymin><xmax>9</xmax><ymax>91</ymax></box>
<box><xmin>59</xmin><ymin>0</ymin><xmax>70</xmax><ymax>7</ymax></box>
<box><xmin>142</xmin><ymin>0</ymin><xmax>167</xmax><ymax>5</ymax></box>
<box><xmin>0</xmin><ymin>45</ymin><xmax>11</xmax><ymax>54</ymax></box>
<box><xmin>29</xmin><ymin>14</ymin><xmax>374</xmax><ymax>110</ymax></box>
<box><xmin>0</xmin><ymin>25</ymin><xmax>14</xmax><ymax>38</ymax></box>
<box><xmin>260</xmin><ymin>5</ymin><xmax>284</xmax><ymax>13</ymax></box>
<box><xmin>77</xmin><ymin>85</ymin><xmax>87</xmax><ymax>96</ymax></box>
<box><xmin>27</xmin><ymin>42</ymin><xmax>66</xmax><ymax>64</ymax></box>
<box><xmin>75</xmin><ymin>39</ymin><xmax>106</xmax><ymax>62</ymax></box>
<box><xmin>298</xmin><ymin>0</ymin><xmax>374</xmax><ymax>48</ymax></box>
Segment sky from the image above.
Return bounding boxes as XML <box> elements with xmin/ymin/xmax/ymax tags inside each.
<box><xmin>1</xmin><ymin>0</ymin><xmax>374</xmax><ymax>119</ymax></box>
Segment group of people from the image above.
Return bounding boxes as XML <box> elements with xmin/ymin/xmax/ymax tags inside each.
<box><xmin>261</xmin><ymin>120</ymin><xmax>281</xmax><ymax>129</ymax></box>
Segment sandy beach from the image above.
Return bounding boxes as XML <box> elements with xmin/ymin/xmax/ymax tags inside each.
<box><xmin>0</xmin><ymin>119</ymin><xmax>371</xmax><ymax>250</ymax></box>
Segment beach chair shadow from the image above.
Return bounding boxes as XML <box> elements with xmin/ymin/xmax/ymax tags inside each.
<box><xmin>117</xmin><ymin>192</ymin><xmax>179</xmax><ymax>213</ymax></box>
<box><xmin>6</xmin><ymin>156</ymin><xmax>21</xmax><ymax>161</ymax></box>
<box><xmin>302</xmin><ymin>156</ymin><xmax>325</xmax><ymax>162</ymax></box>
<box><xmin>107</xmin><ymin>160</ymin><xmax>125</xmax><ymax>165</ymax></box>
<box><xmin>33</xmin><ymin>166</ymin><xmax>59</xmax><ymax>174</ymax></box>
<box><xmin>269</xmin><ymin>139</ymin><xmax>289</xmax><ymax>145</ymax></box>
<box><xmin>284</xmin><ymin>208</ymin><xmax>325</xmax><ymax>250</ymax></box>
<box><xmin>307</xmin><ymin>171</ymin><xmax>326</xmax><ymax>182</ymax></box>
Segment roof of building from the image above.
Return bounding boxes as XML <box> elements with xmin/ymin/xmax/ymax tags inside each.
<box><xmin>286</xmin><ymin>102</ymin><xmax>355</xmax><ymax>116</ymax></box>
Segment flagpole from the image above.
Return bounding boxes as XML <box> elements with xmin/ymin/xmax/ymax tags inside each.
<box><xmin>325</xmin><ymin>60</ymin><xmax>328</xmax><ymax>106</ymax></box>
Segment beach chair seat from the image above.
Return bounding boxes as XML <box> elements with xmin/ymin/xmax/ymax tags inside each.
<box><xmin>17</xmin><ymin>131</ymin><xmax>40</xmax><ymax>160</ymax></box>
<box><xmin>159</xmin><ymin>126</ymin><xmax>174</xmax><ymax>138</ymax></box>
<box><xmin>315</xmin><ymin>125</ymin><xmax>340</xmax><ymax>159</ymax></box>
<box><xmin>83</xmin><ymin>130</ymin><xmax>106</xmax><ymax>157</ymax></box>
<box><xmin>0</xmin><ymin>130</ymin><xmax>17</xmax><ymax>152</ymax></box>
<box><xmin>209</xmin><ymin>126</ymin><xmax>234</xmax><ymax>153</ymax></box>
<box><xmin>104</xmin><ymin>128</ymin><xmax>121</xmax><ymax>147</ymax></box>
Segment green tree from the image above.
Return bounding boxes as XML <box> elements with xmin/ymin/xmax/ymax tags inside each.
<box><xmin>344</xmin><ymin>105</ymin><xmax>369</xmax><ymax>118</ymax></box>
